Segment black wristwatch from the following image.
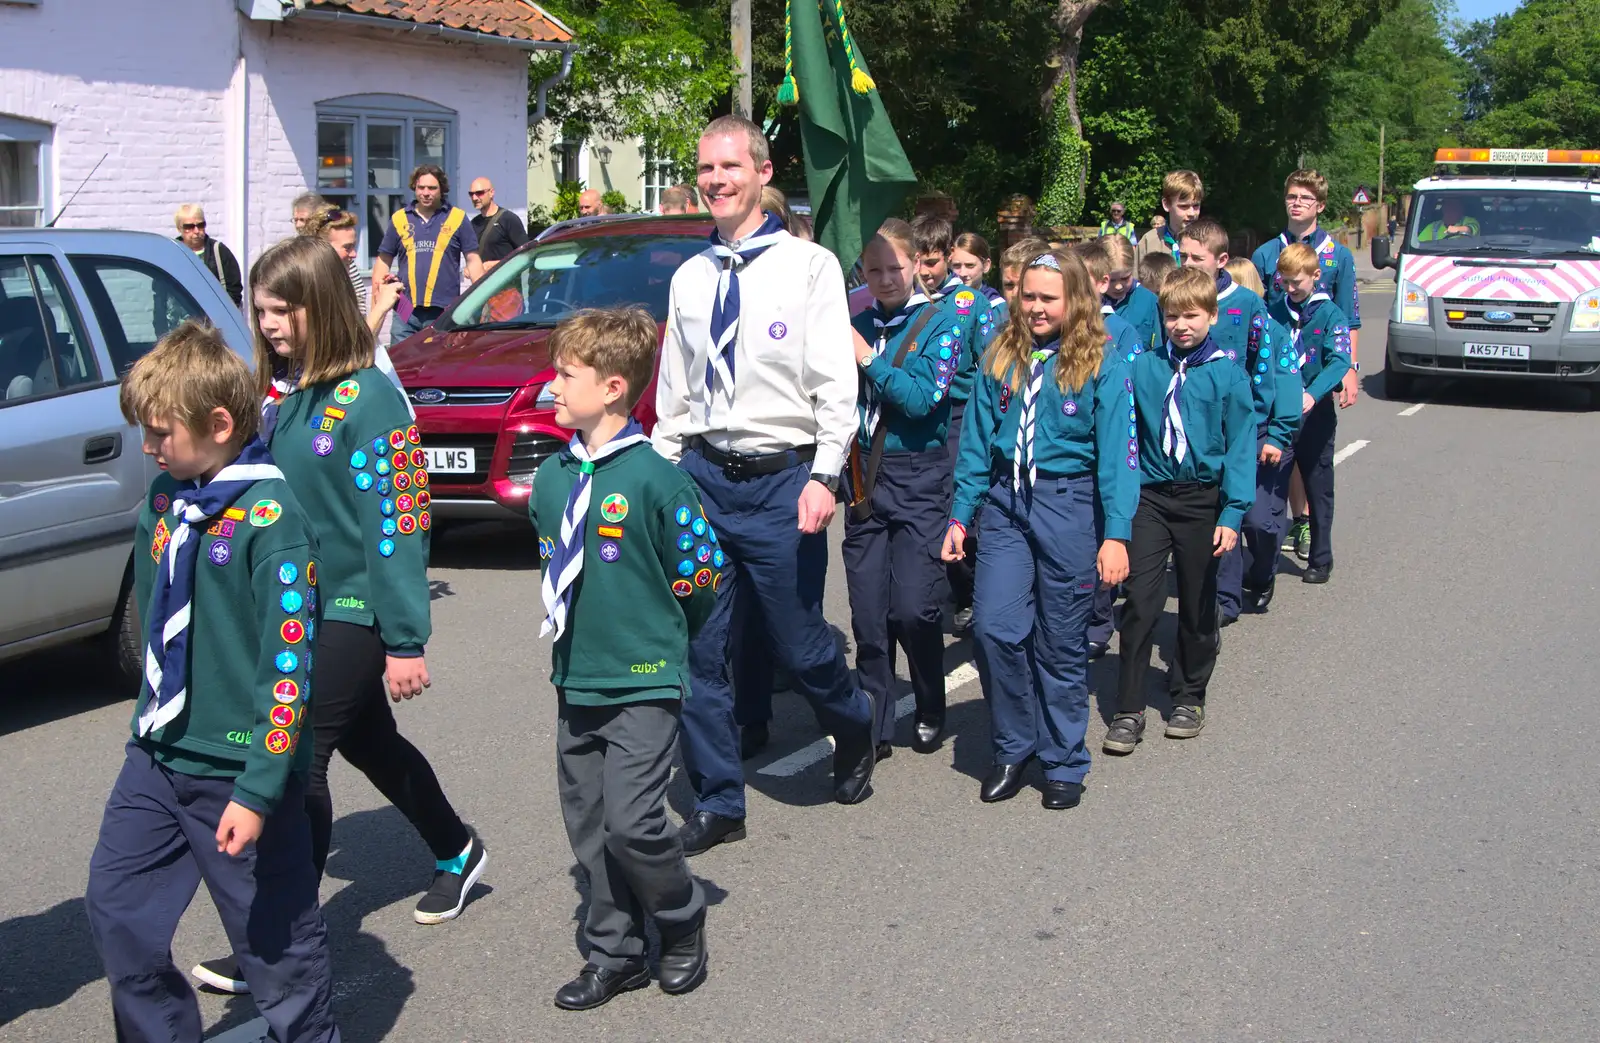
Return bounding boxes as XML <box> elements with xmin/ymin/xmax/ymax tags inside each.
<box><xmin>811</xmin><ymin>472</ymin><xmax>841</xmax><ymax>494</ymax></box>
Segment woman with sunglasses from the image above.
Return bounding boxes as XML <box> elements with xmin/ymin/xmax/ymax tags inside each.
<box><xmin>174</xmin><ymin>204</ymin><xmax>243</xmax><ymax>307</ymax></box>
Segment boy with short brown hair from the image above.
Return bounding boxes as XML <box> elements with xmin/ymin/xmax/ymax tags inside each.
<box><xmin>1000</xmin><ymin>237</ymin><xmax>1053</xmax><ymax>302</ymax></box>
<box><xmin>530</xmin><ymin>306</ymin><xmax>723</xmax><ymax>1010</ymax></box>
<box><xmin>87</xmin><ymin>321</ymin><xmax>339</xmax><ymax>1043</ymax></box>
<box><xmin>1136</xmin><ymin>169</ymin><xmax>1204</xmax><ymax>266</ymax></box>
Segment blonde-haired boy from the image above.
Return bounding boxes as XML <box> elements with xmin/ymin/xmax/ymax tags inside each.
<box><xmin>1136</xmin><ymin>170</ymin><xmax>1204</xmax><ymax>267</ymax></box>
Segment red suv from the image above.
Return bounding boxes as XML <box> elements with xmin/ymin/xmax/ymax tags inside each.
<box><xmin>388</xmin><ymin>215</ymin><xmax>714</xmax><ymax>520</ymax></box>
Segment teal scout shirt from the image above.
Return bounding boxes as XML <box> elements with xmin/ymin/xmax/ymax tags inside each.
<box><xmin>952</xmin><ymin>336</ymin><xmax>1140</xmax><ymax>540</ymax></box>
<box><xmin>1269</xmin><ymin>294</ymin><xmax>1353</xmax><ymax>404</ymax></box>
<box><xmin>132</xmin><ymin>472</ymin><xmax>318</xmax><ymax>813</ymax></box>
<box><xmin>1130</xmin><ymin>338</ymin><xmax>1257</xmax><ymax>532</ymax></box>
<box><xmin>1251</xmin><ymin>227</ymin><xmax>1362</xmax><ymax>330</ymax></box>
<box><xmin>1109</xmin><ymin>284</ymin><xmax>1162</xmax><ymax>350</ymax></box>
<box><xmin>851</xmin><ymin>298</ymin><xmax>964</xmax><ymax>455</ymax></box>
<box><xmin>934</xmin><ymin>281</ymin><xmax>999</xmax><ymax>407</ymax></box>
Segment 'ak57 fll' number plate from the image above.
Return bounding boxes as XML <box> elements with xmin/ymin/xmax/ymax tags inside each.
<box><xmin>1463</xmin><ymin>343</ymin><xmax>1530</xmax><ymax>360</ymax></box>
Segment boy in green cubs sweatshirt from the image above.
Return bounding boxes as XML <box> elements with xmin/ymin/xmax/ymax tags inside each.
<box><xmin>85</xmin><ymin>323</ymin><xmax>340</xmax><ymax>1043</ymax></box>
<box><xmin>530</xmin><ymin>308</ymin><xmax>721</xmax><ymax>1012</ymax></box>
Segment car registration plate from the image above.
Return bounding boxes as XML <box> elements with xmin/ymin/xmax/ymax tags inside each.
<box><xmin>1463</xmin><ymin>342</ymin><xmax>1530</xmax><ymax>360</ymax></box>
<box><xmin>426</xmin><ymin>447</ymin><xmax>476</xmax><ymax>473</ymax></box>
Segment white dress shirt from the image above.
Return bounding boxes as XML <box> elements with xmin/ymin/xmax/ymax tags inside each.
<box><xmin>652</xmin><ymin>232</ymin><xmax>857</xmax><ymax>477</ymax></box>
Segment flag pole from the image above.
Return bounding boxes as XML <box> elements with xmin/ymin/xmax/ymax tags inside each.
<box><xmin>732</xmin><ymin>0</ymin><xmax>753</xmax><ymax>118</ymax></box>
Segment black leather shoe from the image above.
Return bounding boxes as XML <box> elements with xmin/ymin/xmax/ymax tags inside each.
<box><xmin>1219</xmin><ymin>611</ymin><xmax>1239</xmax><ymax>628</ymax></box>
<box><xmin>678</xmin><ymin>811</ymin><xmax>745</xmax><ymax>857</ymax></box>
<box><xmin>1040</xmin><ymin>780</ymin><xmax>1084</xmax><ymax>810</ymax></box>
<box><xmin>739</xmin><ymin>722</ymin><xmax>769</xmax><ymax>760</ymax></box>
<box><xmin>1302</xmin><ymin>565</ymin><xmax>1332</xmax><ymax>584</ymax></box>
<box><xmin>1088</xmin><ymin>640</ymin><xmax>1109</xmax><ymax>661</ymax></box>
<box><xmin>553</xmin><ymin>962</ymin><xmax>649</xmax><ymax>1010</ymax></box>
<box><xmin>657</xmin><ymin>923</ymin><xmax>708</xmax><ymax>995</ymax></box>
<box><xmin>911</xmin><ymin>716</ymin><xmax>945</xmax><ymax>754</ymax></box>
<box><xmin>833</xmin><ymin>693</ymin><xmax>878</xmax><ymax>805</ymax></box>
<box><xmin>980</xmin><ymin>759</ymin><xmax>1030</xmax><ymax>803</ymax></box>
<box><xmin>875</xmin><ymin>741</ymin><xmax>893</xmax><ymax>762</ymax></box>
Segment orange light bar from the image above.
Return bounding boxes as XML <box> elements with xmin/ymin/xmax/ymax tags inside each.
<box><xmin>1435</xmin><ymin>147</ymin><xmax>1600</xmax><ymax>165</ymax></box>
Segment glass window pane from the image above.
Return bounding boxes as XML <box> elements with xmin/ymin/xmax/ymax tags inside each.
<box><xmin>0</xmin><ymin>141</ymin><xmax>43</xmax><ymax>228</ymax></box>
<box><xmin>66</xmin><ymin>257</ymin><xmax>204</xmax><ymax>376</ymax></box>
<box><xmin>317</xmin><ymin>120</ymin><xmax>354</xmax><ymax>191</ymax></box>
<box><xmin>0</xmin><ymin>257</ymin><xmax>50</xmax><ymax>401</ymax></box>
<box><xmin>368</xmin><ymin>123</ymin><xmax>402</xmax><ymax>190</ymax></box>
<box><xmin>30</xmin><ymin>258</ymin><xmax>98</xmax><ymax>388</ymax></box>
<box><xmin>414</xmin><ymin>123</ymin><xmax>447</xmax><ymax>172</ymax></box>
<box><xmin>368</xmin><ymin>193</ymin><xmax>406</xmax><ymax>264</ymax></box>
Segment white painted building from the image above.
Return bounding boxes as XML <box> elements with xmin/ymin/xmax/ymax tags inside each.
<box><xmin>0</xmin><ymin>0</ymin><xmax>574</xmax><ymax>270</ymax></box>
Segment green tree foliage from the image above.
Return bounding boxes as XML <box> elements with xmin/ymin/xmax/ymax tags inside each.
<box><xmin>1457</xmin><ymin>0</ymin><xmax>1600</xmax><ymax>146</ymax></box>
<box><xmin>530</xmin><ymin>0</ymin><xmax>735</xmax><ymax>163</ymax></box>
<box><xmin>1078</xmin><ymin>0</ymin><xmax>1392</xmax><ymax>232</ymax></box>
<box><xmin>1309</xmin><ymin>0</ymin><xmax>1464</xmax><ymax>218</ymax></box>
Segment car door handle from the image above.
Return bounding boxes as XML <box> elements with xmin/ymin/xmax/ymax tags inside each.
<box><xmin>84</xmin><ymin>433</ymin><xmax>121</xmax><ymax>464</ymax></box>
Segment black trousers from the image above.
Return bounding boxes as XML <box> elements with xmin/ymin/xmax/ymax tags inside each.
<box><xmin>945</xmin><ymin>402</ymin><xmax>977</xmax><ymax>609</ymax></box>
<box><xmin>1117</xmin><ymin>483</ymin><xmax>1223</xmax><ymax>713</ymax></box>
<box><xmin>1295</xmin><ymin>396</ymin><xmax>1337</xmax><ymax>570</ymax></box>
<box><xmin>305</xmin><ymin>621</ymin><xmax>470</xmax><ymax>876</ymax></box>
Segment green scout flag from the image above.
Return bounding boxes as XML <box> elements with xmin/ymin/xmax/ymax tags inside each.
<box><xmin>778</xmin><ymin>0</ymin><xmax>917</xmax><ymax>272</ymax></box>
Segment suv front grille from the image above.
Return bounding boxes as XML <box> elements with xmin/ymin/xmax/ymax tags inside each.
<box><xmin>507</xmin><ymin>433</ymin><xmax>566</xmax><ymax>485</ymax></box>
<box><xmin>1441</xmin><ymin>297</ymin><xmax>1558</xmax><ymax>334</ymax></box>
<box><xmin>408</xmin><ymin>387</ymin><xmax>516</xmax><ymax>407</ymax></box>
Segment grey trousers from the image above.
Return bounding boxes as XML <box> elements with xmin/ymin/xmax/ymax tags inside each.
<box><xmin>557</xmin><ymin>696</ymin><xmax>705</xmax><ymax>971</ymax></box>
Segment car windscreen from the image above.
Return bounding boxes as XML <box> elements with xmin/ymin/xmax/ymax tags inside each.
<box><xmin>435</xmin><ymin>235</ymin><xmax>705</xmax><ymax>332</ymax></box>
<box><xmin>1407</xmin><ymin>188</ymin><xmax>1600</xmax><ymax>257</ymax></box>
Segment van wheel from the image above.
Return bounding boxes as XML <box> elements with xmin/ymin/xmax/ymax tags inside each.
<box><xmin>106</xmin><ymin>567</ymin><xmax>142</xmax><ymax>695</ymax></box>
<box><xmin>1586</xmin><ymin>384</ymin><xmax>1600</xmax><ymax>410</ymax></box>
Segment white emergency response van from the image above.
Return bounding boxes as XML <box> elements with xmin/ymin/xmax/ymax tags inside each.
<box><xmin>1373</xmin><ymin>148</ymin><xmax>1600</xmax><ymax>401</ymax></box>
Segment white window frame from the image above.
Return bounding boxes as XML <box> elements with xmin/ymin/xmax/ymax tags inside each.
<box><xmin>641</xmin><ymin>143</ymin><xmax>677</xmax><ymax>213</ymax></box>
<box><xmin>0</xmin><ymin>115</ymin><xmax>52</xmax><ymax>227</ymax></box>
<box><xmin>313</xmin><ymin>94</ymin><xmax>459</xmax><ymax>265</ymax></box>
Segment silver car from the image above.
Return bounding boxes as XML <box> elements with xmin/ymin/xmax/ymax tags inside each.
<box><xmin>0</xmin><ymin>229</ymin><xmax>252</xmax><ymax>684</ymax></box>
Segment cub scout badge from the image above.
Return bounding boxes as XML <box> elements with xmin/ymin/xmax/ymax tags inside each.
<box><xmin>150</xmin><ymin>518</ymin><xmax>170</xmax><ymax>561</ymax></box>
<box><xmin>152</xmin><ymin>493</ymin><xmax>170</xmax><ymax>513</ymax></box>
<box><xmin>600</xmin><ymin>493</ymin><xmax>629</xmax><ymax>523</ymax></box>
<box><xmin>954</xmin><ymin>290</ymin><xmax>975</xmax><ymax>315</ymax></box>
<box><xmin>334</xmin><ymin>379</ymin><xmax>360</xmax><ymax>405</ymax></box>
<box><xmin>249</xmin><ymin>499</ymin><xmax>282</xmax><ymax>527</ymax></box>
<box><xmin>264</xmin><ymin>729</ymin><xmax>292</xmax><ymax>755</ymax></box>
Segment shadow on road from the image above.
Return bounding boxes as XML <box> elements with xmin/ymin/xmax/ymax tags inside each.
<box><xmin>428</xmin><ymin>521</ymin><xmax>539</xmax><ymax>572</ymax></box>
<box><xmin>0</xmin><ymin>896</ymin><xmax>102</xmax><ymax>1029</ymax></box>
<box><xmin>1368</xmin><ymin>367</ymin><xmax>1594</xmax><ymax>412</ymax></box>
<box><xmin>0</xmin><ymin>641</ymin><xmax>131</xmax><ymax>737</ymax></box>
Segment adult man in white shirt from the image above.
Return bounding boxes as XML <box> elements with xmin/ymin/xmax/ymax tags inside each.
<box><xmin>654</xmin><ymin>115</ymin><xmax>878</xmax><ymax>854</ymax></box>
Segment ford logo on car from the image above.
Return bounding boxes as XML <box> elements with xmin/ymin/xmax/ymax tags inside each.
<box><xmin>412</xmin><ymin>388</ymin><xmax>447</xmax><ymax>404</ymax></box>
<box><xmin>1484</xmin><ymin>310</ymin><xmax>1515</xmax><ymax>323</ymax></box>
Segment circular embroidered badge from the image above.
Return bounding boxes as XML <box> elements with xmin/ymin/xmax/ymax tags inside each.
<box><xmin>273</xmin><ymin>680</ymin><xmax>299</xmax><ymax>704</ymax></box>
<box><xmin>691</xmin><ymin>518</ymin><xmax>707</xmax><ymax>537</ymax></box>
<box><xmin>695</xmin><ymin>568</ymin><xmax>713</xmax><ymax>587</ymax></box>
<box><xmin>382</xmin><ymin>518</ymin><xmax>397</xmax><ymax>537</ymax></box>
<box><xmin>355</xmin><ymin>472</ymin><xmax>374</xmax><ymax>491</ymax></box>
<box><xmin>394</xmin><ymin>471</ymin><xmax>412</xmax><ymax>491</ymax></box>
<box><xmin>696</xmin><ymin>544</ymin><xmax>712</xmax><ymax>563</ymax></box>
<box><xmin>208</xmin><ymin>540</ymin><xmax>231</xmax><ymax>566</ymax></box>
<box><xmin>599</xmin><ymin>541</ymin><xmax>620</xmax><ymax>563</ymax></box>
<box><xmin>392</xmin><ymin>451</ymin><xmax>409</xmax><ymax>471</ymax></box>
<box><xmin>389</xmin><ymin>429</ymin><xmax>406</xmax><ymax>450</ymax></box>
<box><xmin>675</xmin><ymin>506</ymin><xmax>692</xmax><ymax>526</ymax></box>
<box><xmin>334</xmin><ymin>380</ymin><xmax>360</xmax><ymax>405</ymax></box>
<box><xmin>281</xmin><ymin>590</ymin><xmax>303</xmax><ymax>614</ymax></box>
<box><xmin>1063</xmin><ymin>401</ymin><xmax>1078</xmax><ymax>416</ymax></box>
<box><xmin>281</xmin><ymin>619</ymin><xmax>305</xmax><ymax>644</ymax></box>
<box><xmin>600</xmin><ymin>493</ymin><xmax>629</xmax><ymax>523</ymax></box>
<box><xmin>769</xmin><ymin>321</ymin><xmax>788</xmax><ymax>339</ymax></box>
<box><xmin>306</xmin><ymin>561</ymin><xmax>316</xmax><ymax>586</ymax></box>
<box><xmin>396</xmin><ymin>493</ymin><xmax>415</xmax><ymax>513</ymax></box>
<box><xmin>416</xmin><ymin>491</ymin><xmax>430</xmax><ymax>509</ymax></box>
<box><xmin>380</xmin><ymin>498</ymin><xmax>395</xmax><ymax>517</ymax></box>
<box><xmin>397</xmin><ymin>513</ymin><xmax>417</xmax><ymax>535</ymax></box>
<box><xmin>153</xmin><ymin>493</ymin><xmax>170</xmax><ymax>513</ymax></box>
<box><xmin>375</xmin><ymin>459</ymin><xmax>391</xmax><ymax>476</ymax></box>
<box><xmin>411</xmin><ymin>449</ymin><xmax>426</xmax><ymax>468</ymax></box>
<box><xmin>419</xmin><ymin>511</ymin><xmax>431</xmax><ymax>531</ymax></box>
<box><xmin>249</xmin><ymin>500</ymin><xmax>282</xmax><ymax>527</ymax></box>
<box><xmin>406</xmin><ymin>425</ymin><xmax>421</xmax><ymax>444</ymax></box>
<box><xmin>270</xmin><ymin>704</ymin><xmax>296</xmax><ymax>729</ymax></box>
<box><xmin>278</xmin><ymin>563</ymin><xmax>298</xmax><ymax>585</ymax></box>
<box><xmin>378</xmin><ymin>538</ymin><xmax>396</xmax><ymax>558</ymax></box>
<box><xmin>672</xmin><ymin>579</ymin><xmax>693</xmax><ymax>599</ymax></box>
<box><xmin>313</xmin><ymin>433</ymin><xmax>334</xmax><ymax>457</ymax></box>
<box><xmin>275</xmin><ymin>651</ymin><xmax>298</xmax><ymax>674</ymax></box>
<box><xmin>265</xmin><ymin>729</ymin><xmax>292</xmax><ymax>755</ymax></box>
<box><xmin>414</xmin><ymin>470</ymin><xmax>429</xmax><ymax>489</ymax></box>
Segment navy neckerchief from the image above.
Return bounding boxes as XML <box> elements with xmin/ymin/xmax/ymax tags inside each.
<box><xmin>1214</xmin><ymin>268</ymin><xmax>1235</xmax><ymax>298</ymax></box>
<box><xmin>1279</xmin><ymin>226</ymin><xmax>1331</xmax><ymax>253</ymax></box>
<box><xmin>539</xmin><ymin>418</ymin><xmax>651</xmax><ymax>640</ymax></box>
<box><xmin>863</xmin><ymin>292</ymin><xmax>931</xmax><ymax>437</ymax></box>
<box><xmin>1159</xmin><ymin>335</ymin><xmax>1229</xmax><ymax>464</ymax></box>
<box><xmin>929</xmin><ymin>271</ymin><xmax>964</xmax><ymax>301</ymax></box>
<box><xmin>705</xmin><ymin>211</ymin><xmax>788</xmax><ymax>407</ymax></box>
<box><xmin>980</xmin><ymin>284</ymin><xmax>1005</xmax><ymax>308</ymax></box>
<box><xmin>1284</xmin><ymin>292</ymin><xmax>1332</xmax><ymax>365</ymax></box>
<box><xmin>140</xmin><ymin>438</ymin><xmax>284</xmax><ymax>736</ymax></box>
<box><xmin>1012</xmin><ymin>336</ymin><xmax>1061</xmax><ymax>494</ymax></box>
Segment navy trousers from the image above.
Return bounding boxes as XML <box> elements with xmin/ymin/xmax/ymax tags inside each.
<box><xmin>1241</xmin><ymin>441</ymin><xmax>1297</xmax><ymax>592</ymax></box>
<box><xmin>1087</xmin><ymin>583</ymin><xmax>1117</xmax><ymax>645</ymax></box>
<box><xmin>1216</xmin><ymin>428</ymin><xmax>1270</xmax><ymax>616</ymax></box>
<box><xmin>678</xmin><ymin>451</ymin><xmax>872</xmax><ymax>818</ymax></box>
<box><xmin>945</xmin><ymin>403</ymin><xmax>978</xmax><ymax>610</ymax></box>
<box><xmin>1295</xmin><ymin>396</ymin><xmax>1337</xmax><ymax>570</ymax></box>
<box><xmin>731</xmin><ymin>584</ymin><xmax>775</xmax><ymax>729</ymax></box>
<box><xmin>86</xmin><ymin>743</ymin><xmax>339</xmax><ymax>1043</ymax></box>
<box><xmin>842</xmin><ymin>449</ymin><xmax>951</xmax><ymax>743</ymax></box>
<box><xmin>971</xmin><ymin>476</ymin><xmax>1097</xmax><ymax>783</ymax></box>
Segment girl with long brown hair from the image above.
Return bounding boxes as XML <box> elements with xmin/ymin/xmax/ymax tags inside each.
<box><xmin>941</xmin><ymin>247</ymin><xmax>1138</xmax><ymax>809</ymax></box>
<box><xmin>190</xmin><ymin>236</ymin><xmax>485</xmax><ymax>996</ymax></box>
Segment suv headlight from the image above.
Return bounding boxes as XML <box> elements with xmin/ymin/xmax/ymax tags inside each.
<box><xmin>535</xmin><ymin>383</ymin><xmax>556</xmax><ymax>408</ymax></box>
<box><xmin>1572</xmin><ymin>289</ymin><xmax>1600</xmax><ymax>332</ymax></box>
<box><xmin>1400</xmin><ymin>280</ymin><xmax>1429</xmax><ymax>325</ymax></box>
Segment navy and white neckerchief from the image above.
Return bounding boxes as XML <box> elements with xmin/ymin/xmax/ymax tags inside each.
<box><xmin>705</xmin><ymin>211</ymin><xmax>788</xmax><ymax>412</ymax></box>
<box><xmin>1160</xmin><ymin>337</ymin><xmax>1229</xmax><ymax>464</ymax></box>
<box><xmin>540</xmin><ymin>418</ymin><xmax>651</xmax><ymax>640</ymax></box>
<box><xmin>1101</xmin><ymin>299</ymin><xmax>1116</xmax><ymax>316</ymax></box>
<box><xmin>980</xmin><ymin>284</ymin><xmax>1006</xmax><ymax>308</ymax></box>
<box><xmin>1214</xmin><ymin>268</ymin><xmax>1235</xmax><ymax>298</ymax></box>
<box><xmin>259</xmin><ymin>370</ymin><xmax>299</xmax><ymax>443</ymax></box>
<box><xmin>140</xmin><ymin>439</ymin><xmax>283</xmax><ymax>737</ymax></box>
<box><xmin>864</xmin><ymin>291</ymin><xmax>930</xmax><ymax>439</ymax></box>
<box><xmin>929</xmin><ymin>271</ymin><xmax>964</xmax><ymax>302</ymax></box>
<box><xmin>1284</xmin><ymin>292</ymin><xmax>1331</xmax><ymax>367</ymax></box>
<box><xmin>1278</xmin><ymin>226</ymin><xmax>1331</xmax><ymax>252</ymax></box>
<box><xmin>1012</xmin><ymin>338</ymin><xmax>1060</xmax><ymax>494</ymax></box>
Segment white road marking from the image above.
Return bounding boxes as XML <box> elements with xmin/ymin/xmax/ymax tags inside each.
<box><xmin>1332</xmin><ymin>439</ymin><xmax>1370</xmax><ymax>466</ymax></box>
<box><xmin>1398</xmin><ymin>401</ymin><xmax>1427</xmax><ymax>417</ymax></box>
<box><xmin>757</xmin><ymin>661</ymin><xmax>981</xmax><ymax>778</ymax></box>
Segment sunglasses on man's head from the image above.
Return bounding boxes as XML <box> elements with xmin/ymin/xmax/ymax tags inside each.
<box><xmin>181</xmin><ymin>221</ymin><xmax>206</xmax><ymax>231</ymax></box>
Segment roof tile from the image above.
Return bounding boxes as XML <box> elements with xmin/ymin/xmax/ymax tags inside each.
<box><xmin>304</xmin><ymin>0</ymin><xmax>573</xmax><ymax>44</ymax></box>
